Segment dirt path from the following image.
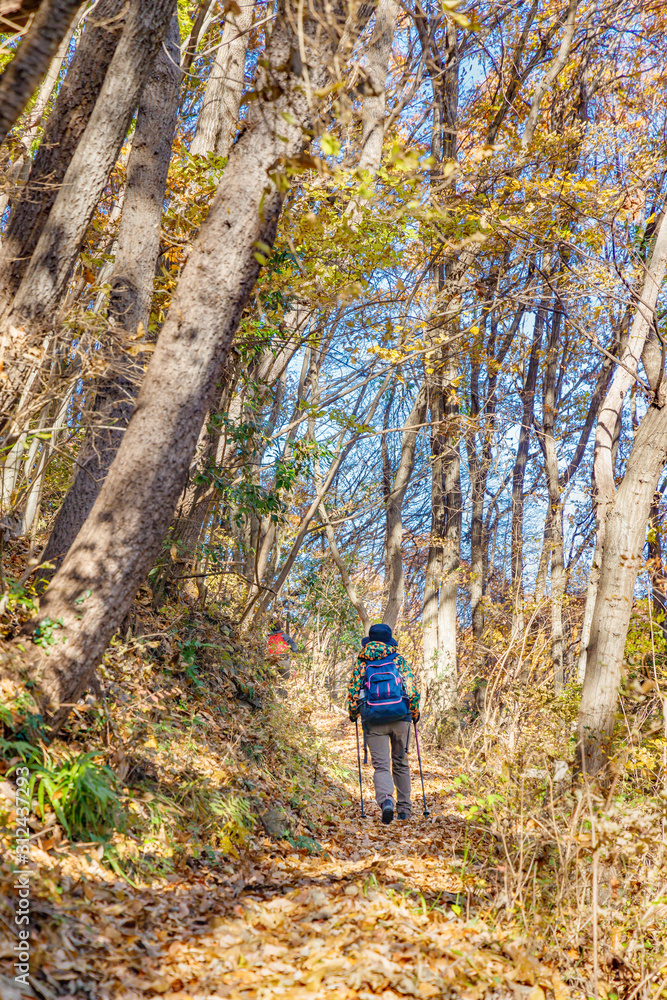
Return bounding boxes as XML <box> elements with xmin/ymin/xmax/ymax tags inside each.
<box><xmin>16</xmin><ymin>711</ymin><xmax>572</xmax><ymax>999</ymax></box>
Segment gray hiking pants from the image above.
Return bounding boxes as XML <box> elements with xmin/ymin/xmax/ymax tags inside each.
<box><xmin>364</xmin><ymin>719</ymin><xmax>412</xmax><ymax>816</ymax></box>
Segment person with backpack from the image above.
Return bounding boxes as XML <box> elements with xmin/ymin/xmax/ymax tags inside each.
<box><xmin>347</xmin><ymin>623</ymin><xmax>420</xmax><ymax>824</ymax></box>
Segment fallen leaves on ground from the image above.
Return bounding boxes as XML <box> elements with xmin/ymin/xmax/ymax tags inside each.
<box><xmin>0</xmin><ymin>713</ymin><xmax>580</xmax><ymax>1000</ymax></box>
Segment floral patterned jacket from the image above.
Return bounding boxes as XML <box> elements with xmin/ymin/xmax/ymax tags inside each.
<box><xmin>347</xmin><ymin>641</ymin><xmax>420</xmax><ymax>722</ymax></box>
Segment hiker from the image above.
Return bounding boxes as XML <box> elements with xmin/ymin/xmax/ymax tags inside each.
<box><xmin>267</xmin><ymin>620</ymin><xmax>298</xmax><ymax>681</ymax></box>
<box><xmin>348</xmin><ymin>623</ymin><xmax>420</xmax><ymax>825</ymax></box>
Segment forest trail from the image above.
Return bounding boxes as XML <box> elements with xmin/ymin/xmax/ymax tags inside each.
<box><xmin>37</xmin><ymin>711</ymin><xmax>569</xmax><ymax>1000</ymax></box>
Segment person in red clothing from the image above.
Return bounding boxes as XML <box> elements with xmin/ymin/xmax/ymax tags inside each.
<box><xmin>267</xmin><ymin>620</ymin><xmax>298</xmax><ymax>682</ymax></box>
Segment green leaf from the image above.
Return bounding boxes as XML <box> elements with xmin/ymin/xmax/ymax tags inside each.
<box><xmin>321</xmin><ymin>134</ymin><xmax>341</xmax><ymax>157</ymax></box>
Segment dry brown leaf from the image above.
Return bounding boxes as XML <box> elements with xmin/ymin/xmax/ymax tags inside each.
<box><xmin>551</xmin><ymin>971</ymin><xmax>570</xmax><ymax>1000</ymax></box>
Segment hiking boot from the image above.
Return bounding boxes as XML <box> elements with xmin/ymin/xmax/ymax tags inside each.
<box><xmin>381</xmin><ymin>798</ymin><xmax>394</xmax><ymax>824</ymax></box>
<box><xmin>397</xmin><ymin>812</ymin><xmax>410</xmax><ymax>821</ymax></box>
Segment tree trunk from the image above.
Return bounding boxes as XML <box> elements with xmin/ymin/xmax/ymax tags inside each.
<box><xmin>181</xmin><ymin>0</ymin><xmax>215</xmax><ymax>76</ymax></box>
<box><xmin>648</xmin><ymin>489</ymin><xmax>667</xmax><ymax>639</ymax></box>
<box><xmin>190</xmin><ymin>0</ymin><xmax>256</xmax><ymax>157</ymax></box>
<box><xmin>578</xmin><ymin>402</ymin><xmax>667</xmax><ymax>775</ymax></box>
<box><xmin>419</xmin><ymin>16</ymin><xmax>460</xmax><ymax>738</ymax></box>
<box><xmin>533</xmin><ymin>509</ymin><xmax>552</xmax><ymax>604</ymax></box>
<box><xmin>5</xmin><ymin>0</ymin><xmax>177</xmax><ymax>329</ymax></box>
<box><xmin>0</xmin><ymin>0</ymin><xmax>126</xmax><ymax>304</ymax></box>
<box><xmin>466</xmin><ymin>310</ymin><xmax>494</xmax><ymax>642</ymax></box>
<box><xmin>357</xmin><ymin>0</ymin><xmax>398</xmax><ymax>170</ymax></box>
<box><xmin>422</xmin><ymin>368</ymin><xmax>461</xmax><ymax>739</ymax></box>
<box><xmin>521</xmin><ymin>0</ymin><xmax>579</xmax><ymax>148</ymax></box>
<box><xmin>39</xmin><ymin>14</ymin><xmax>181</xmax><ymax>575</ymax></box>
<box><xmin>541</xmin><ymin>301</ymin><xmax>566</xmax><ymax>691</ymax></box>
<box><xmin>22</xmin><ymin>2</ymin><xmax>88</xmax><ymax>143</ymax></box>
<box><xmin>152</xmin><ymin>327</ymin><xmax>300</xmax><ymax>603</ymax></box>
<box><xmin>247</xmin><ymin>370</ymin><xmax>394</xmax><ymax>624</ymax></box>
<box><xmin>510</xmin><ymin>301</ymin><xmax>543</xmax><ymax>633</ymax></box>
<box><xmin>9</xmin><ymin>0</ymin><xmax>346</xmax><ymax>727</ymax></box>
<box><xmin>383</xmin><ymin>381</ymin><xmax>427</xmax><ymax>628</ymax></box>
<box><xmin>322</xmin><ymin>502</ymin><xmax>371</xmax><ymax>633</ymax></box>
<box><xmin>0</xmin><ymin>0</ymin><xmax>81</xmax><ymax>146</ymax></box>
<box><xmin>578</xmin><ymin>209</ymin><xmax>667</xmax><ymax>678</ymax></box>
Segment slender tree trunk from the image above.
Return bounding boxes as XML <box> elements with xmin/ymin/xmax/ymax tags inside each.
<box><xmin>466</xmin><ymin>311</ymin><xmax>494</xmax><ymax>642</ymax></box>
<box><xmin>520</xmin><ymin>0</ymin><xmax>579</xmax><ymax>148</ymax></box>
<box><xmin>541</xmin><ymin>302</ymin><xmax>566</xmax><ymax>691</ymax></box>
<box><xmin>190</xmin><ymin>0</ymin><xmax>256</xmax><ymax>157</ymax></box>
<box><xmin>578</xmin><ymin>402</ymin><xmax>667</xmax><ymax>775</ymax></box>
<box><xmin>510</xmin><ymin>302</ymin><xmax>543</xmax><ymax>633</ymax></box>
<box><xmin>469</xmin><ymin>458</ymin><xmax>486</xmax><ymax>639</ymax></box>
<box><xmin>383</xmin><ymin>381</ymin><xmax>427</xmax><ymax>628</ymax></box>
<box><xmin>181</xmin><ymin>0</ymin><xmax>215</xmax><ymax>76</ymax></box>
<box><xmin>0</xmin><ymin>0</ymin><xmax>126</xmax><ymax>304</ymax></box>
<box><xmin>5</xmin><ymin>0</ymin><xmax>177</xmax><ymax>330</ymax></box>
<box><xmin>0</xmin><ymin>0</ymin><xmax>81</xmax><ymax>146</ymax></box>
<box><xmin>648</xmin><ymin>489</ymin><xmax>667</xmax><ymax>639</ymax></box>
<box><xmin>248</xmin><ymin>371</ymin><xmax>394</xmax><ymax>624</ymax></box>
<box><xmin>7</xmin><ymin>0</ymin><xmax>346</xmax><ymax>727</ymax></box>
<box><xmin>420</xmin><ymin>18</ymin><xmax>460</xmax><ymax>738</ymax></box>
<box><xmin>423</xmin><ymin>367</ymin><xmax>461</xmax><ymax>739</ymax></box>
<box><xmin>533</xmin><ymin>510</ymin><xmax>552</xmax><ymax>604</ymax></box>
<box><xmin>322</xmin><ymin>503</ymin><xmax>370</xmax><ymax>633</ymax></box>
<box><xmin>39</xmin><ymin>15</ymin><xmax>181</xmax><ymax>575</ymax></box>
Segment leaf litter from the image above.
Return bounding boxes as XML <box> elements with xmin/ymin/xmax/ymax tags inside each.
<box><xmin>1</xmin><ymin>702</ymin><xmax>576</xmax><ymax>1000</ymax></box>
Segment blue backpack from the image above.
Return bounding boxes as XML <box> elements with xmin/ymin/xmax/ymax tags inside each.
<box><xmin>360</xmin><ymin>654</ymin><xmax>410</xmax><ymax>723</ymax></box>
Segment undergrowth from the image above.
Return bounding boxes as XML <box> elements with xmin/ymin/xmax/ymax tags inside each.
<box><xmin>0</xmin><ymin>582</ymin><xmax>666</xmax><ymax>997</ymax></box>
<box><xmin>0</xmin><ymin>594</ymin><xmax>347</xmax><ymax>887</ymax></box>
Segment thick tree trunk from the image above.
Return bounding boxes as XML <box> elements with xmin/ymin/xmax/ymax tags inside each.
<box><xmin>578</xmin><ymin>402</ymin><xmax>667</xmax><ymax>775</ymax></box>
<box><xmin>9</xmin><ymin>0</ymin><xmax>346</xmax><ymax>726</ymax></box>
<box><xmin>0</xmin><ymin>0</ymin><xmax>125</xmax><ymax>304</ymax></box>
<box><xmin>578</xmin><ymin>209</ymin><xmax>667</xmax><ymax>678</ymax></box>
<box><xmin>357</xmin><ymin>0</ymin><xmax>398</xmax><ymax>170</ymax></box>
<box><xmin>5</xmin><ymin>0</ymin><xmax>176</xmax><ymax>329</ymax></box>
<box><xmin>0</xmin><ymin>0</ymin><xmax>81</xmax><ymax>146</ymax></box>
<box><xmin>21</xmin><ymin>2</ymin><xmax>88</xmax><ymax>142</ymax></box>
<box><xmin>152</xmin><ymin>329</ymin><xmax>300</xmax><ymax>603</ymax></box>
<box><xmin>382</xmin><ymin>381</ymin><xmax>427</xmax><ymax>628</ymax></box>
<box><xmin>190</xmin><ymin>0</ymin><xmax>256</xmax><ymax>157</ymax></box>
<box><xmin>39</xmin><ymin>15</ymin><xmax>181</xmax><ymax>575</ymax></box>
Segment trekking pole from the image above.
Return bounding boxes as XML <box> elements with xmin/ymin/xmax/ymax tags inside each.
<box><xmin>355</xmin><ymin>719</ymin><xmax>366</xmax><ymax>818</ymax></box>
<box><xmin>414</xmin><ymin>722</ymin><xmax>429</xmax><ymax>817</ymax></box>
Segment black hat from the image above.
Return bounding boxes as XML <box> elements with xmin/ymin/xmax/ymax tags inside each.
<box><xmin>364</xmin><ymin>623</ymin><xmax>397</xmax><ymax>647</ymax></box>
